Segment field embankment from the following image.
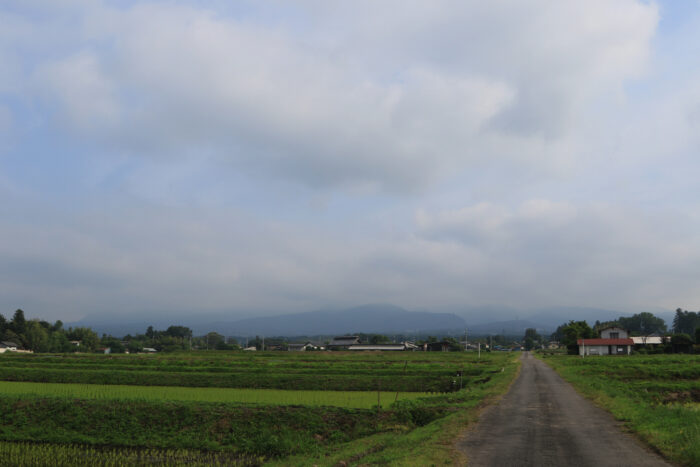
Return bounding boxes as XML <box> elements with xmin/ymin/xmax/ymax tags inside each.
<box><xmin>538</xmin><ymin>353</ymin><xmax>699</xmax><ymax>467</ymax></box>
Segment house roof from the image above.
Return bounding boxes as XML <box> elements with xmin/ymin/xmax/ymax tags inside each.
<box><xmin>329</xmin><ymin>336</ymin><xmax>360</xmax><ymax>345</ymax></box>
<box><xmin>348</xmin><ymin>344</ymin><xmax>406</xmax><ymax>351</ymax></box>
<box><xmin>577</xmin><ymin>338</ymin><xmax>634</xmax><ymax>346</ymax></box>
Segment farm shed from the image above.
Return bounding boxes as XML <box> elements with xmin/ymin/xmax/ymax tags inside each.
<box><xmin>424</xmin><ymin>341</ymin><xmax>451</xmax><ymax>352</ymax></box>
<box><xmin>630</xmin><ymin>336</ymin><xmax>666</xmax><ymax>349</ymax></box>
<box><xmin>328</xmin><ymin>336</ymin><xmax>360</xmax><ymax>350</ymax></box>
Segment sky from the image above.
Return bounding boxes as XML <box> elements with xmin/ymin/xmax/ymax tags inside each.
<box><xmin>1</xmin><ymin>0</ymin><xmax>700</xmax><ymax>322</ymax></box>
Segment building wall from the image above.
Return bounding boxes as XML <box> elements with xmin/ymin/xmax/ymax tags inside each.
<box><xmin>579</xmin><ymin>344</ymin><xmax>631</xmax><ymax>356</ymax></box>
<box><xmin>600</xmin><ymin>327</ymin><xmax>628</xmax><ymax>339</ymax></box>
<box><xmin>579</xmin><ymin>344</ymin><xmax>609</xmax><ymax>356</ymax></box>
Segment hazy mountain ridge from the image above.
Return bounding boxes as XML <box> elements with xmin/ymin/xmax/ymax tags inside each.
<box><xmin>69</xmin><ymin>304</ymin><xmax>674</xmax><ymax>337</ymax></box>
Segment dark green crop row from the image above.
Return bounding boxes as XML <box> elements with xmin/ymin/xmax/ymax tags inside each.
<box><xmin>0</xmin><ymin>367</ymin><xmax>467</xmax><ymax>392</ymax></box>
<box><xmin>0</xmin><ymin>360</ymin><xmax>486</xmax><ymax>378</ymax></box>
<box><xmin>0</xmin><ymin>394</ymin><xmax>455</xmax><ymax>461</ymax></box>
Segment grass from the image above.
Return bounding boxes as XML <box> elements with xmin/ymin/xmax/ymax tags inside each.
<box><xmin>538</xmin><ymin>353</ymin><xmax>700</xmax><ymax>467</ymax></box>
<box><xmin>0</xmin><ymin>381</ymin><xmax>428</xmax><ymax>409</ymax></box>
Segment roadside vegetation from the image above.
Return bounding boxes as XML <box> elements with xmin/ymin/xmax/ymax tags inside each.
<box><xmin>539</xmin><ymin>353</ymin><xmax>700</xmax><ymax>467</ymax></box>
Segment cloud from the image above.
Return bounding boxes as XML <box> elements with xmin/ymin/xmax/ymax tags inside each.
<box><xmin>415</xmin><ymin>200</ymin><xmax>700</xmax><ymax>309</ymax></box>
<box><xmin>20</xmin><ymin>0</ymin><xmax>658</xmax><ymax>191</ymax></box>
<box><xmin>5</xmin><ymin>1</ymin><xmax>700</xmax><ymax>322</ymax></box>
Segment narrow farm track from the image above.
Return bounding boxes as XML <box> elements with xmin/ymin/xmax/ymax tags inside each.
<box><xmin>457</xmin><ymin>352</ymin><xmax>672</xmax><ymax>467</ymax></box>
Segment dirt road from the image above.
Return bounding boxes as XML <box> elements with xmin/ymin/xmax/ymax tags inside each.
<box><xmin>457</xmin><ymin>352</ymin><xmax>671</xmax><ymax>467</ymax></box>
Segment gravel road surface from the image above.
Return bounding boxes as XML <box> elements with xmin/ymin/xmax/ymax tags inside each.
<box><xmin>457</xmin><ymin>352</ymin><xmax>672</xmax><ymax>467</ymax></box>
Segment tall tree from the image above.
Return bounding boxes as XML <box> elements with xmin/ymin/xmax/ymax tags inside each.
<box><xmin>673</xmin><ymin>309</ymin><xmax>700</xmax><ymax>335</ymax></box>
<box><xmin>618</xmin><ymin>312</ymin><xmax>666</xmax><ymax>335</ymax></box>
<box><xmin>10</xmin><ymin>309</ymin><xmax>26</xmax><ymax>335</ymax></box>
<box><xmin>559</xmin><ymin>321</ymin><xmax>595</xmax><ymax>355</ymax></box>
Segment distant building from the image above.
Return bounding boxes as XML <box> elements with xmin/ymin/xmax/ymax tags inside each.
<box><xmin>287</xmin><ymin>342</ymin><xmax>320</xmax><ymax>351</ymax></box>
<box><xmin>328</xmin><ymin>336</ymin><xmax>360</xmax><ymax>350</ymax></box>
<box><xmin>577</xmin><ymin>327</ymin><xmax>633</xmax><ymax>356</ymax></box>
<box><xmin>243</xmin><ymin>346</ymin><xmax>257</xmax><ymax>351</ymax></box>
<box><xmin>424</xmin><ymin>341</ymin><xmax>451</xmax><ymax>352</ymax></box>
<box><xmin>348</xmin><ymin>342</ymin><xmax>416</xmax><ymax>351</ymax></box>
<box><xmin>0</xmin><ymin>341</ymin><xmax>18</xmax><ymax>353</ymax></box>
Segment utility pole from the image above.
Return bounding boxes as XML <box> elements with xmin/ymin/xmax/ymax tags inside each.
<box><xmin>262</xmin><ymin>335</ymin><xmax>265</xmax><ymax>351</ymax></box>
<box><xmin>464</xmin><ymin>328</ymin><xmax>468</xmax><ymax>351</ymax></box>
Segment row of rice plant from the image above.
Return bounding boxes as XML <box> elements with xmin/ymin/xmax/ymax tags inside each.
<box><xmin>0</xmin><ymin>441</ymin><xmax>262</xmax><ymax>466</ymax></box>
<box><xmin>0</xmin><ymin>381</ymin><xmax>429</xmax><ymax>408</ymax></box>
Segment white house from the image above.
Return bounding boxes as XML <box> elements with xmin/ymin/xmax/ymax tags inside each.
<box><xmin>578</xmin><ymin>327</ymin><xmax>633</xmax><ymax>356</ymax></box>
<box><xmin>0</xmin><ymin>341</ymin><xmax>18</xmax><ymax>353</ymax></box>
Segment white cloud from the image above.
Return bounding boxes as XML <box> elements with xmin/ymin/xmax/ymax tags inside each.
<box><xmin>22</xmin><ymin>0</ymin><xmax>658</xmax><ymax>191</ymax></box>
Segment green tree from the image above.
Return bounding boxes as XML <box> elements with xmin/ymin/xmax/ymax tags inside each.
<box><xmin>523</xmin><ymin>328</ymin><xmax>541</xmax><ymax>351</ymax></box>
<box><xmin>24</xmin><ymin>320</ymin><xmax>50</xmax><ymax>352</ymax></box>
<box><xmin>10</xmin><ymin>309</ymin><xmax>26</xmax><ymax>335</ymax></box>
<box><xmin>66</xmin><ymin>327</ymin><xmax>100</xmax><ymax>352</ymax></box>
<box><xmin>0</xmin><ymin>313</ymin><xmax>7</xmax><ymax>340</ymax></box>
<box><xmin>673</xmin><ymin>309</ymin><xmax>700</xmax><ymax>335</ymax></box>
<box><xmin>618</xmin><ymin>312</ymin><xmax>666</xmax><ymax>335</ymax></box>
<box><xmin>369</xmin><ymin>334</ymin><xmax>390</xmax><ymax>344</ymax></box>
<box><xmin>47</xmin><ymin>332</ymin><xmax>73</xmax><ymax>353</ymax></box>
<box><xmin>559</xmin><ymin>321</ymin><xmax>595</xmax><ymax>355</ymax></box>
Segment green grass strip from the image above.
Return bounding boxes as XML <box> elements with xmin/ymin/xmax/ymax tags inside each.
<box><xmin>0</xmin><ymin>381</ymin><xmax>428</xmax><ymax>409</ymax></box>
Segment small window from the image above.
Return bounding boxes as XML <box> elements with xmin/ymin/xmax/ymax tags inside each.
<box><xmin>609</xmin><ymin>332</ymin><xmax>619</xmax><ymax>339</ymax></box>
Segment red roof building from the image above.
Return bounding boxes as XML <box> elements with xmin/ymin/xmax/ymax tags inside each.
<box><xmin>578</xmin><ymin>327</ymin><xmax>633</xmax><ymax>356</ymax></box>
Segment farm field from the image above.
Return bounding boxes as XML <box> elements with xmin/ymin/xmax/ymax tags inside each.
<box><xmin>539</xmin><ymin>353</ymin><xmax>700</xmax><ymax>467</ymax></box>
<box><xmin>0</xmin><ymin>381</ymin><xmax>428</xmax><ymax>408</ymax></box>
<box><xmin>0</xmin><ymin>351</ymin><xmax>520</xmax><ymax>465</ymax></box>
<box><xmin>0</xmin><ymin>351</ymin><xmax>494</xmax><ymax>392</ymax></box>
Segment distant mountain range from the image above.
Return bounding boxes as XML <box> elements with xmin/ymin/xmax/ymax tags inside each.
<box><xmin>68</xmin><ymin>303</ymin><xmax>674</xmax><ymax>338</ymax></box>
<box><xmin>70</xmin><ymin>304</ymin><xmax>466</xmax><ymax>337</ymax></box>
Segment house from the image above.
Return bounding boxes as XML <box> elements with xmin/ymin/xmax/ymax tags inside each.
<box><xmin>577</xmin><ymin>326</ymin><xmax>633</xmax><ymax>356</ymax></box>
<box><xmin>547</xmin><ymin>341</ymin><xmax>560</xmax><ymax>350</ymax></box>
<box><xmin>243</xmin><ymin>346</ymin><xmax>257</xmax><ymax>351</ymax></box>
<box><xmin>0</xmin><ymin>341</ymin><xmax>18</xmax><ymax>353</ymax></box>
<box><xmin>287</xmin><ymin>342</ymin><xmax>319</xmax><ymax>351</ymax></box>
<box><xmin>327</xmin><ymin>336</ymin><xmax>360</xmax><ymax>350</ymax></box>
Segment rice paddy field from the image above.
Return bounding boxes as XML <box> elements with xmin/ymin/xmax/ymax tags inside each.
<box><xmin>0</xmin><ymin>350</ymin><xmax>520</xmax><ymax>465</ymax></box>
<box><xmin>539</xmin><ymin>353</ymin><xmax>700</xmax><ymax>467</ymax></box>
<box><xmin>0</xmin><ymin>381</ymin><xmax>428</xmax><ymax>408</ymax></box>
